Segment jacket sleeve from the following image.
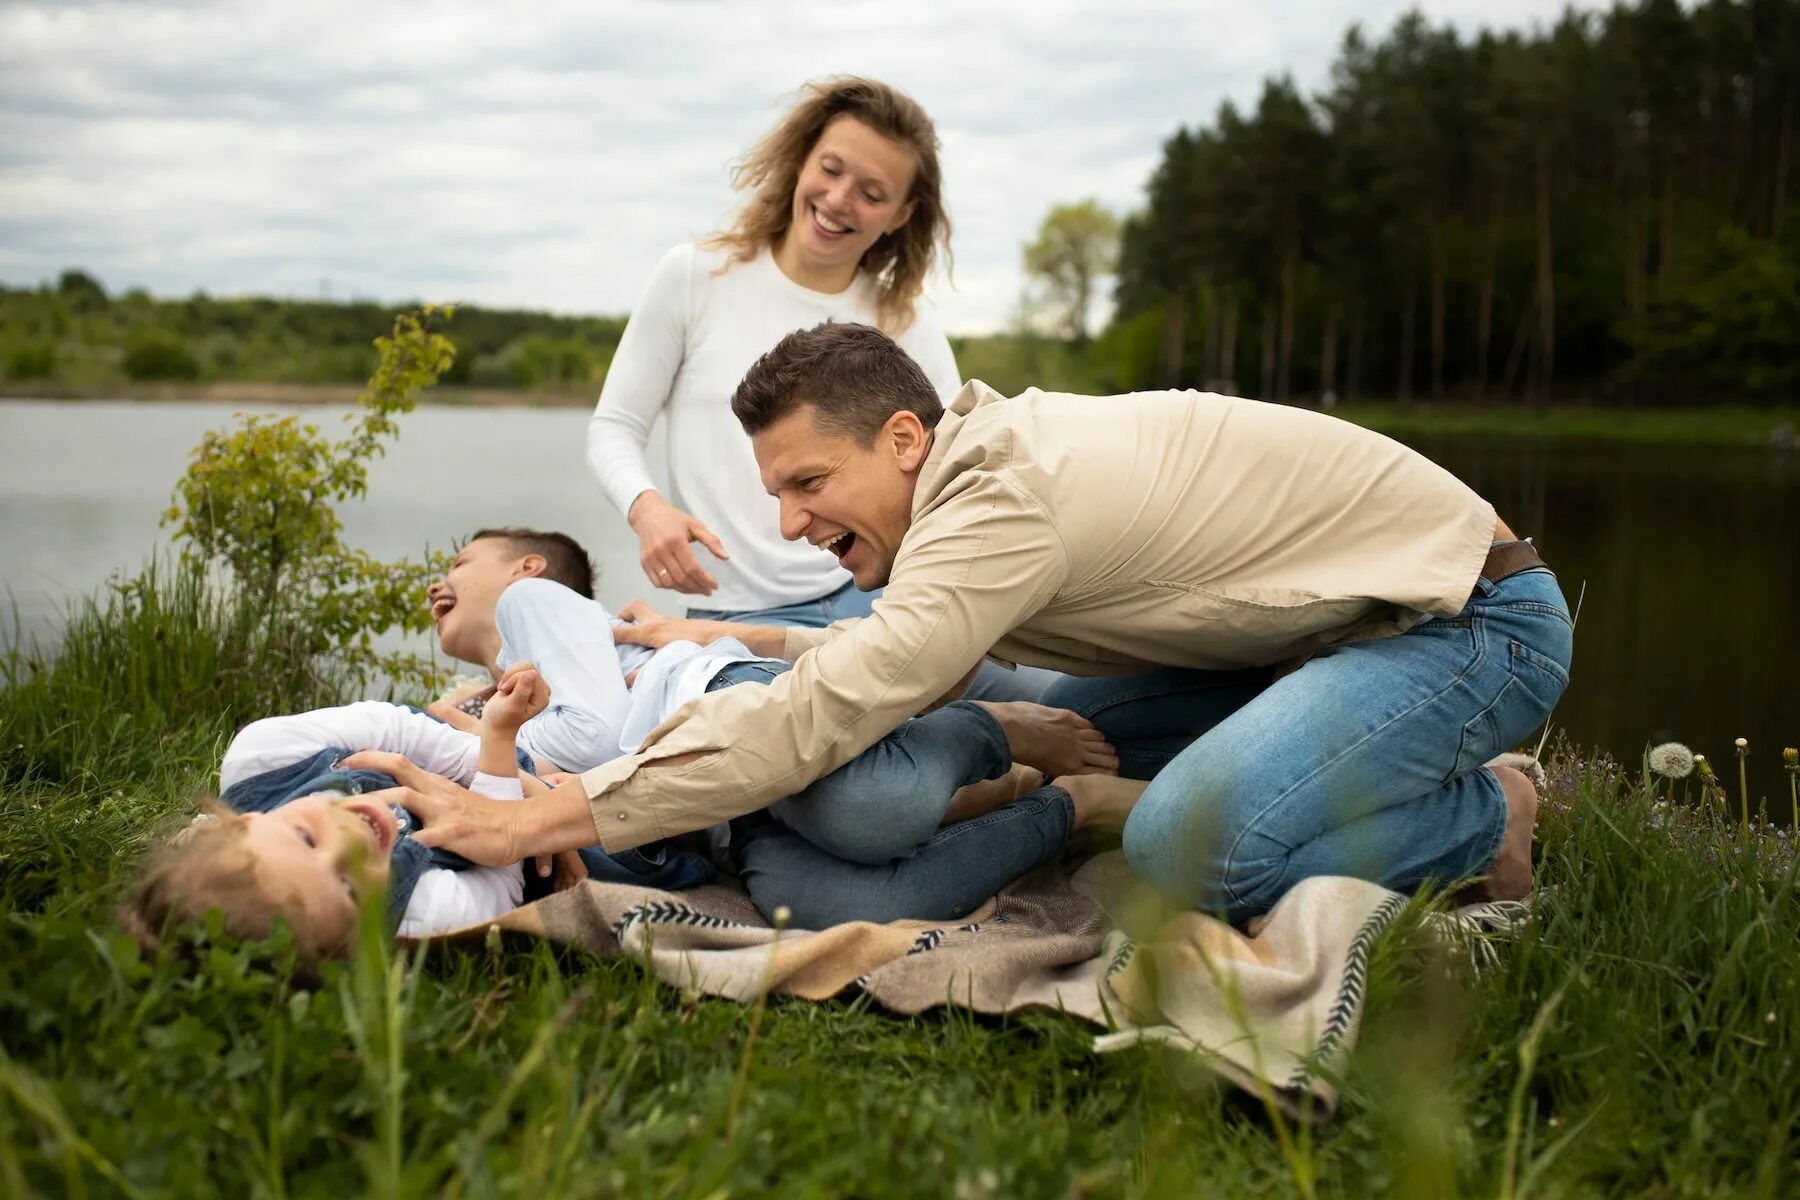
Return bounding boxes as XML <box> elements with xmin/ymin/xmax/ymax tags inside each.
<box><xmin>577</xmin><ymin>470</ymin><xmax>1069</xmax><ymax>849</ymax></box>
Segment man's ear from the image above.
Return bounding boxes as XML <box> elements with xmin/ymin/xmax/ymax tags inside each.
<box><xmin>885</xmin><ymin>409</ymin><xmax>930</xmax><ymax>471</ymax></box>
<box><xmin>517</xmin><ymin>554</ymin><xmax>548</xmax><ymax>580</ymax></box>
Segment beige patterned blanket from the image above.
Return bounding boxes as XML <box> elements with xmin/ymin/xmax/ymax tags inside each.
<box><xmin>426</xmin><ymin>851</ymin><xmax>1409</xmax><ymax>1119</ymax></box>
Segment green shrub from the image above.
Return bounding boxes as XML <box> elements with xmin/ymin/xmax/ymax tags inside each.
<box><xmin>163</xmin><ymin>307</ymin><xmax>456</xmax><ymax>697</ymax></box>
<box><xmin>3</xmin><ymin>341</ymin><xmax>56</xmax><ymax>380</ymax></box>
<box><xmin>121</xmin><ymin>331</ymin><xmax>201</xmax><ymax>381</ymax></box>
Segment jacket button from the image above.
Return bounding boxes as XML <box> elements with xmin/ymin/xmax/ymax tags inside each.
<box><xmin>616</xmin><ymin>812</ymin><xmax>628</xmax><ymax>821</ymax></box>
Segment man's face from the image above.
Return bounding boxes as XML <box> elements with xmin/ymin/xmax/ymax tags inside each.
<box><xmin>427</xmin><ymin>537</ymin><xmax>534</xmax><ymax>666</ymax></box>
<box><xmin>751</xmin><ymin>405</ymin><xmax>928</xmax><ymax>591</ymax></box>
<box><xmin>240</xmin><ymin>792</ymin><xmax>396</xmax><ymax>952</ymax></box>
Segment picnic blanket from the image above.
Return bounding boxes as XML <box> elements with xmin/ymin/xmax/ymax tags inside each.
<box><xmin>425</xmin><ymin>851</ymin><xmax>1411</xmax><ymax>1119</ymax></box>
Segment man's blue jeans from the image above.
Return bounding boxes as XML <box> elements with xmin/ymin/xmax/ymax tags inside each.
<box><xmin>705</xmin><ymin>660</ymin><xmax>1075</xmax><ymax>928</ymax></box>
<box><xmin>1045</xmin><ymin>565</ymin><xmax>1573</xmax><ymax>924</ymax></box>
<box><xmin>690</xmin><ymin>579</ymin><xmax>1057</xmax><ymax>703</ymax></box>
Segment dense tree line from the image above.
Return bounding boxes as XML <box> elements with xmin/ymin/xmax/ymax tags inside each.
<box><xmin>0</xmin><ymin>271</ymin><xmax>625</xmax><ymax>392</ymax></box>
<box><xmin>1113</xmin><ymin>0</ymin><xmax>1800</xmax><ymax>403</ymax></box>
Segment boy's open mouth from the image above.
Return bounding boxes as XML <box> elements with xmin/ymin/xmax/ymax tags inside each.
<box><xmin>820</xmin><ymin>531</ymin><xmax>856</xmax><ymax>560</ymax></box>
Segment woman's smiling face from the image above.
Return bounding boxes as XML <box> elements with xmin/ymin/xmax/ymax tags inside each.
<box><xmin>783</xmin><ymin>115</ymin><xmax>918</xmax><ymax>286</ymax></box>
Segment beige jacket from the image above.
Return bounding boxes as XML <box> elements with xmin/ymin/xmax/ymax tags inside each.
<box><xmin>581</xmin><ymin>382</ymin><xmax>1497</xmax><ymax>851</ymax></box>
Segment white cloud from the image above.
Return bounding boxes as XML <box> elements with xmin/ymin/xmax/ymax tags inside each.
<box><xmin>1</xmin><ymin>0</ymin><xmax>1596</xmax><ymax>333</ymax></box>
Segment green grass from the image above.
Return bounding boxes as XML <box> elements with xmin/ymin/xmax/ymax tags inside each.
<box><xmin>1333</xmin><ymin>401</ymin><xmax>1800</xmax><ymax>448</ymax></box>
<box><xmin>3</xmin><ymin>572</ymin><xmax>1797</xmax><ymax>1196</ymax></box>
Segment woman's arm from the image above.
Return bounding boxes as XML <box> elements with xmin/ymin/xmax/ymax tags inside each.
<box><xmin>587</xmin><ymin>244</ymin><xmax>731</xmax><ymax>595</ymax></box>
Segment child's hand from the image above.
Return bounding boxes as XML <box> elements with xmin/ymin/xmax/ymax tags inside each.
<box><xmin>482</xmin><ymin>663</ymin><xmax>551</xmax><ymax>735</ymax></box>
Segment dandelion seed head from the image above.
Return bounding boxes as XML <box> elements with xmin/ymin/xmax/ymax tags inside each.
<box><xmin>1648</xmin><ymin>742</ymin><xmax>1696</xmax><ymax>778</ymax></box>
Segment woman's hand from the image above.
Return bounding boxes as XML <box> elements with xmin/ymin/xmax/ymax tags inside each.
<box><xmin>344</xmin><ymin>751</ymin><xmax>529</xmax><ymax>867</ymax></box>
<box><xmin>629</xmin><ymin>491</ymin><xmax>730</xmax><ymax>596</ymax></box>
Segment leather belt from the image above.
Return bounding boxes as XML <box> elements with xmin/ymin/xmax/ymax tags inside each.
<box><xmin>1480</xmin><ymin>539</ymin><xmax>1546</xmax><ymax>587</ymax></box>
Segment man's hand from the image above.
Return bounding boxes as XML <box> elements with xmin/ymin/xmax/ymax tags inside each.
<box><xmin>344</xmin><ymin>751</ymin><xmax>528</xmax><ymax>867</ymax></box>
<box><xmin>628</xmin><ymin>491</ymin><xmax>730</xmax><ymax>596</ymax></box>
<box><xmin>482</xmin><ymin>663</ymin><xmax>551</xmax><ymax>735</ymax></box>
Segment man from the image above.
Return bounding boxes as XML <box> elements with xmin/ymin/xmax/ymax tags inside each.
<box><xmin>395</xmin><ymin>323</ymin><xmax>1572</xmax><ymax>924</ymax></box>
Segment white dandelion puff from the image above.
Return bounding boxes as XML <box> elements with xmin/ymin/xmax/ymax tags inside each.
<box><xmin>1647</xmin><ymin>742</ymin><xmax>1696</xmax><ymax>779</ymax></box>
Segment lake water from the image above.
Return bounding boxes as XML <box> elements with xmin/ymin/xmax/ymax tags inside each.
<box><xmin>3</xmin><ymin>399</ymin><xmax>1797</xmax><ymax>807</ymax></box>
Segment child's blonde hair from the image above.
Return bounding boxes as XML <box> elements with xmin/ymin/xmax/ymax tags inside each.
<box><xmin>120</xmin><ymin>802</ymin><xmax>351</xmax><ymax>972</ymax></box>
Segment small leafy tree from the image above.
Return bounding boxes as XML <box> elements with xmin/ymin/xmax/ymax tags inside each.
<box><xmin>1023</xmin><ymin>200</ymin><xmax>1122</xmax><ymax>343</ymax></box>
<box><xmin>165</xmin><ymin>307</ymin><xmax>457</xmax><ymax>696</ymax></box>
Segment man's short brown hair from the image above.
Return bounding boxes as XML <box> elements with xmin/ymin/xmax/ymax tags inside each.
<box><xmin>468</xmin><ymin>528</ymin><xmax>596</xmax><ymax>598</ymax></box>
<box><xmin>731</xmin><ymin>321</ymin><xmax>943</xmax><ymax>445</ymax></box>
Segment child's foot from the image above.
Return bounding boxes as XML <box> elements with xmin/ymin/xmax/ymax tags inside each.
<box><xmin>1456</xmin><ymin>765</ymin><xmax>1538</xmax><ymax>905</ymax></box>
<box><xmin>976</xmin><ymin>701</ymin><xmax>1119</xmax><ymax>777</ymax></box>
<box><xmin>1057</xmin><ymin>774</ymin><xmax>1148</xmax><ymax>833</ymax></box>
<box><xmin>942</xmin><ymin>764</ymin><xmax>1047</xmax><ymax>825</ymax></box>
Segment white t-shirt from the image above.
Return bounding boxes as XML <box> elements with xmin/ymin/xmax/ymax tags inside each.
<box><xmin>586</xmin><ymin>242</ymin><xmax>962</xmax><ymax>612</ymax></box>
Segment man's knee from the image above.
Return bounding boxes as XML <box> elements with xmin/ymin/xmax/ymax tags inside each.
<box><xmin>1120</xmin><ymin>770</ymin><xmax>1286</xmax><ymax>918</ymax></box>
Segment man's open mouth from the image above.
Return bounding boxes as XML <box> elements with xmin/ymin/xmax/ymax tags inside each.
<box><xmin>819</xmin><ymin>531</ymin><xmax>856</xmax><ymax>560</ymax></box>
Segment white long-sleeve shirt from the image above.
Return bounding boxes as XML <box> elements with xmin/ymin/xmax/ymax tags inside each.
<box><xmin>586</xmin><ymin>242</ymin><xmax>961</xmax><ymax>612</ymax></box>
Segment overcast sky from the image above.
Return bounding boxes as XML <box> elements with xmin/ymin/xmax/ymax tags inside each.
<box><xmin>1</xmin><ymin>1</ymin><xmax>1595</xmax><ymax>334</ymax></box>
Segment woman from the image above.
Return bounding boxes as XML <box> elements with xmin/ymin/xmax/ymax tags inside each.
<box><xmin>587</xmin><ymin>78</ymin><xmax>1045</xmax><ymax>701</ymax></box>
<box><xmin>589</xmin><ymin>75</ymin><xmax>954</xmax><ymax>621</ymax></box>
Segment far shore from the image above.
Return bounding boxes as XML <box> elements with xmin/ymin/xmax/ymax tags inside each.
<box><xmin>5</xmin><ymin>384</ymin><xmax>1795</xmax><ymax>448</ymax></box>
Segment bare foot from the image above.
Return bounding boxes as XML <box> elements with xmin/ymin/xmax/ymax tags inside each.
<box><xmin>941</xmin><ymin>764</ymin><xmax>1047</xmax><ymax>825</ymax></box>
<box><xmin>1456</xmin><ymin>765</ymin><xmax>1538</xmax><ymax>905</ymax></box>
<box><xmin>1055</xmin><ymin>773</ymin><xmax>1148</xmax><ymax>833</ymax></box>
<box><xmin>976</xmin><ymin>701</ymin><xmax>1120</xmax><ymax>777</ymax></box>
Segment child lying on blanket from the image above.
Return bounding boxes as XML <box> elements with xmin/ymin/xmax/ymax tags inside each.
<box><xmin>121</xmin><ymin>666</ymin><xmax>703</xmax><ymax>970</ymax></box>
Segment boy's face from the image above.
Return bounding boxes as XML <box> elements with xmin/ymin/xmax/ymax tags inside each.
<box><xmin>241</xmin><ymin>793</ymin><xmax>396</xmax><ymax>949</ymax></box>
<box><xmin>427</xmin><ymin>537</ymin><xmax>535</xmax><ymax>666</ymax></box>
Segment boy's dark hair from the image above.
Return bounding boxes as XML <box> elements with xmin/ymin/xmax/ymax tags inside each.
<box><xmin>470</xmin><ymin>528</ymin><xmax>596</xmax><ymax>598</ymax></box>
<box><xmin>731</xmin><ymin>321</ymin><xmax>943</xmax><ymax>445</ymax></box>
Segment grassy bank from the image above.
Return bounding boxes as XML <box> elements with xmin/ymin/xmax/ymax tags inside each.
<box><xmin>2</xmin><ymin>569</ymin><xmax>1797</xmax><ymax>1196</ymax></box>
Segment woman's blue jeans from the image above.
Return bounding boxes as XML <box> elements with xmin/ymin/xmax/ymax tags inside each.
<box><xmin>705</xmin><ymin>660</ymin><xmax>1075</xmax><ymax>928</ymax></box>
<box><xmin>690</xmin><ymin>579</ymin><xmax>1057</xmax><ymax>703</ymax></box>
<box><xmin>1046</xmin><ymin>565</ymin><xmax>1573</xmax><ymax>924</ymax></box>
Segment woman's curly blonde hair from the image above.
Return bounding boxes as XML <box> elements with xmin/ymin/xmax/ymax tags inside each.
<box><xmin>707</xmin><ymin>76</ymin><xmax>951</xmax><ymax>333</ymax></box>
